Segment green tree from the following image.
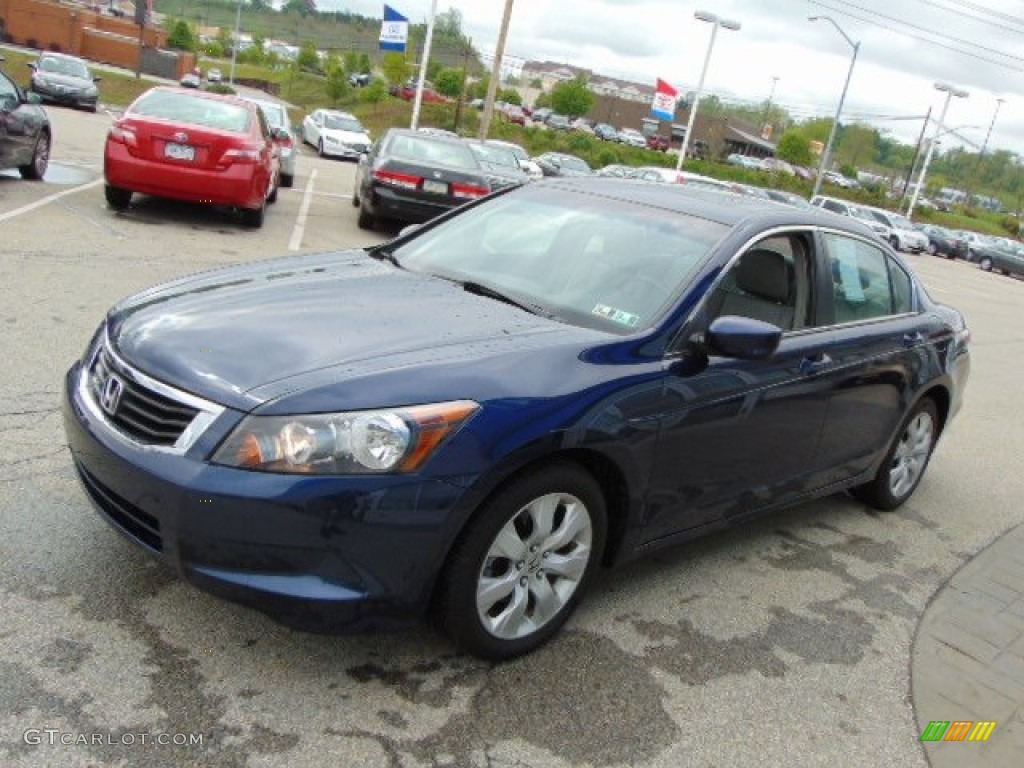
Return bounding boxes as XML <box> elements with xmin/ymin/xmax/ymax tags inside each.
<box><xmin>469</xmin><ymin>74</ymin><xmax>490</xmax><ymax>100</ymax></box>
<box><xmin>216</xmin><ymin>26</ymin><xmax>234</xmax><ymax>55</ymax></box>
<box><xmin>382</xmin><ymin>52</ymin><xmax>411</xmax><ymax>85</ymax></box>
<box><xmin>426</xmin><ymin>59</ymin><xmax>444</xmax><ymax>82</ymax></box>
<box><xmin>296</xmin><ymin>40</ymin><xmax>320</xmax><ymax>72</ymax></box>
<box><xmin>343</xmin><ymin>52</ymin><xmax>360</xmax><ymax>74</ymax></box>
<box><xmin>836</xmin><ymin>123</ymin><xmax>879</xmax><ymax>168</ymax></box>
<box><xmin>357</xmin><ymin>52</ymin><xmax>372</xmax><ymax>74</ymax></box>
<box><xmin>499</xmin><ymin>88</ymin><xmax>522</xmax><ymax>106</ymax></box>
<box><xmin>775</xmin><ymin>129</ymin><xmax>812</xmax><ymax>167</ymax></box>
<box><xmin>550</xmin><ymin>76</ymin><xmax>594</xmax><ymax>119</ymax></box>
<box><xmin>166</xmin><ymin>19</ymin><xmax>197</xmax><ymax>52</ymax></box>
<box><xmin>530</xmin><ymin>77</ymin><xmax>542</xmax><ymax>89</ymax></box>
<box><xmin>434</xmin><ymin>67</ymin><xmax>465</xmax><ymax>99</ymax></box>
<box><xmin>283</xmin><ymin>0</ymin><xmax>315</xmax><ymax>16</ymax></box>
<box><xmin>361</xmin><ymin>79</ymin><xmax>389</xmax><ymax>111</ymax></box>
<box><xmin>325</xmin><ymin>54</ymin><xmax>350</xmax><ymax>105</ymax></box>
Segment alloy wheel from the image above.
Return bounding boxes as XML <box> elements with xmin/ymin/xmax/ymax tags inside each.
<box><xmin>888</xmin><ymin>410</ymin><xmax>935</xmax><ymax>499</ymax></box>
<box><xmin>475</xmin><ymin>491</ymin><xmax>593</xmax><ymax>640</ymax></box>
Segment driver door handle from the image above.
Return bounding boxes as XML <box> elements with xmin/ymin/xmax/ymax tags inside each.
<box><xmin>800</xmin><ymin>352</ymin><xmax>832</xmax><ymax>375</ymax></box>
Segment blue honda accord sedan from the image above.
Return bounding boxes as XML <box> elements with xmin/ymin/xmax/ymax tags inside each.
<box><xmin>63</xmin><ymin>179</ymin><xmax>970</xmax><ymax>659</ymax></box>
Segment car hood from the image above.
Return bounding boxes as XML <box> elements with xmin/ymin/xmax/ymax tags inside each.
<box><xmin>35</xmin><ymin>71</ymin><xmax>92</xmax><ymax>89</ymax></box>
<box><xmin>321</xmin><ymin>128</ymin><xmax>370</xmax><ymax>144</ymax></box>
<box><xmin>106</xmin><ymin>251</ymin><xmax>599</xmax><ymax>413</ymax></box>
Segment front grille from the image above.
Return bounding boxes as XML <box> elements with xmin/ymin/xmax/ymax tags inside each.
<box><xmin>88</xmin><ymin>345</ymin><xmax>199</xmax><ymax>447</ymax></box>
<box><xmin>75</xmin><ymin>462</ymin><xmax>163</xmax><ymax>553</ymax></box>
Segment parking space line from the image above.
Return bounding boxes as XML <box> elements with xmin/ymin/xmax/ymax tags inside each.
<box><xmin>0</xmin><ymin>179</ymin><xmax>103</xmax><ymax>223</ymax></box>
<box><xmin>288</xmin><ymin>169</ymin><xmax>317</xmax><ymax>251</ymax></box>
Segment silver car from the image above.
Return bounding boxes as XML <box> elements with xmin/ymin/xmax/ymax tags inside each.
<box><xmin>240</xmin><ymin>96</ymin><xmax>297</xmax><ymax>188</ymax></box>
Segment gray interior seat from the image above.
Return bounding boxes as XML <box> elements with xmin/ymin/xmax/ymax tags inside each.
<box><xmin>710</xmin><ymin>248</ymin><xmax>795</xmax><ymax>329</ymax></box>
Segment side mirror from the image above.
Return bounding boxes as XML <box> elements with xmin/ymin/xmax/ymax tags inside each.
<box><xmin>398</xmin><ymin>223</ymin><xmax>421</xmax><ymax>239</ymax></box>
<box><xmin>706</xmin><ymin>315</ymin><xmax>782</xmax><ymax>360</ymax></box>
<box><xmin>25</xmin><ymin>91</ymin><xmax>43</xmax><ymax>106</ymax></box>
<box><xmin>93</xmin><ymin>76</ymin><xmax>102</xmax><ymax>83</ymax></box>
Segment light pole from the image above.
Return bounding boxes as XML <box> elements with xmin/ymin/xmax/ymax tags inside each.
<box><xmin>228</xmin><ymin>0</ymin><xmax>241</xmax><ymax>85</ymax></box>
<box><xmin>675</xmin><ymin>10</ymin><xmax>741</xmax><ymax>172</ymax></box>
<box><xmin>964</xmin><ymin>97</ymin><xmax>1005</xmax><ymax>208</ymax></box>
<box><xmin>809</xmin><ymin>15</ymin><xmax>859</xmax><ymax>199</ymax></box>
<box><xmin>760</xmin><ymin>75</ymin><xmax>779</xmax><ymax>134</ymax></box>
<box><xmin>906</xmin><ymin>82</ymin><xmax>969</xmax><ymax>218</ymax></box>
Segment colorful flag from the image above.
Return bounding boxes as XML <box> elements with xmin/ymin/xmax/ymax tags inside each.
<box><xmin>379</xmin><ymin>5</ymin><xmax>409</xmax><ymax>52</ymax></box>
<box><xmin>650</xmin><ymin>78</ymin><xmax>678</xmax><ymax>122</ymax></box>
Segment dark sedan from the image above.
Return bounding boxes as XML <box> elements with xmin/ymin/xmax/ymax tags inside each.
<box><xmin>978</xmin><ymin>242</ymin><xmax>1024</xmax><ymax>278</ymax></box>
<box><xmin>63</xmin><ymin>180</ymin><xmax>970</xmax><ymax>660</ymax></box>
<box><xmin>353</xmin><ymin>128</ymin><xmax>491</xmax><ymax>230</ymax></box>
<box><xmin>1</xmin><ymin>56</ymin><xmax>51</xmax><ymax>179</ymax></box>
<box><xmin>533</xmin><ymin>151</ymin><xmax>593</xmax><ymax>177</ymax></box>
<box><xmin>920</xmin><ymin>225</ymin><xmax>968</xmax><ymax>260</ymax></box>
<box><xmin>28</xmin><ymin>52</ymin><xmax>100</xmax><ymax>112</ymax></box>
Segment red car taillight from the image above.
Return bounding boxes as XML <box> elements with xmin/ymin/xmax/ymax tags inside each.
<box><xmin>107</xmin><ymin>124</ymin><xmax>137</xmax><ymax>147</ymax></box>
<box><xmin>275</xmin><ymin>135</ymin><xmax>293</xmax><ymax>149</ymax></box>
<box><xmin>373</xmin><ymin>169</ymin><xmax>422</xmax><ymax>190</ymax></box>
<box><xmin>222</xmin><ymin>146</ymin><xmax>261</xmax><ymax>164</ymax></box>
<box><xmin>451</xmin><ymin>182</ymin><xmax>489</xmax><ymax>199</ymax></box>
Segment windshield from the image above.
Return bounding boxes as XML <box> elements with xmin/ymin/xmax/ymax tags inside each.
<box><xmin>390</xmin><ymin>185</ymin><xmax>726</xmax><ymax>333</ymax></box>
<box><xmin>468</xmin><ymin>143</ymin><xmax>519</xmax><ymax>169</ymax></box>
<box><xmin>890</xmin><ymin>214</ymin><xmax>915</xmax><ymax>230</ymax></box>
<box><xmin>40</xmin><ymin>56</ymin><xmax>90</xmax><ymax>79</ymax></box>
<box><xmin>490</xmin><ymin>142</ymin><xmax>527</xmax><ymax>162</ymax></box>
<box><xmin>556</xmin><ymin>154</ymin><xmax>590</xmax><ymax>172</ymax></box>
<box><xmin>324</xmin><ymin>114</ymin><xmax>364</xmax><ymax>132</ymax></box>
<box><xmin>131</xmin><ymin>91</ymin><xmax>251</xmax><ymax>133</ymax></box>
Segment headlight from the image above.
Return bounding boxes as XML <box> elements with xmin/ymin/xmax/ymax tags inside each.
<box><xmin>212</xmin><ymin>400</ymin><xmax>479</xmax><ymax>474</ymax></box>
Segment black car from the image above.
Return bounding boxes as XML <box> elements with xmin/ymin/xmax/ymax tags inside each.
<box><xmin>533</xmin><ymin>152</ymin><xmax>593</xmax><ymax>177</ymax></box>
<box><xmin>978</xmin><ymin>242</ymin><xmax>1024</xmax><ymax>278</ymax></box>
<box><xmin>1</xmin><ymin>56</ymin><xmax>51</xmax><ymax>179</ymax></box>
<box><xmin>465</xmin><ymin>140</ymin><xmax>530</xmax><ymax>190</ymax></box>
<box><xmin>920</xmin><ymin>225</ymin><xmax>968</xmax><ymax>260</ymax></box>
<box><xmin>594</xmin><ymin>123</ymin><xmax>618</xmax><ymax>141</ymax></box>
<box><xmin>63</xmin><ymin>179</ymin><xmax>969</xmax><ymax>660</ymax></box>
<box><xmin>28</xmin><ymin>52</ymin><xmax>100</xmax><ymax>112</ymax></box>
<box><xmin>353</xmin><ymin>128</ymin><xmax>492</xmax><ymax>230</ymax></box>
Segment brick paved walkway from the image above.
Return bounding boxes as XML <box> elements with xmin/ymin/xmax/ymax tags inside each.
<box><xmin>911</xmin><ymin>523</ymin><xmax>1024</xmax><ymax>767</ymax></box>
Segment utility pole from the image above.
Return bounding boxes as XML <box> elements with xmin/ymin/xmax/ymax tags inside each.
<box><xmin>899</xmin><ymin>107</ymin><xmax>931</xmax><ymax>206</ymax></box>
<box><xmin>452</xmin><ymin>37</ymin><xmax>472</xmax><ymax>133</ymax></box>
<box><xmin>478</xmin><ymin>0</ymin><xmax>514</xmax><ymax>140</ymax></box>
<box><xmin>964</xmin><ymin>97</ymin><xmax>1005</xmax><ymax>208</ymax></box>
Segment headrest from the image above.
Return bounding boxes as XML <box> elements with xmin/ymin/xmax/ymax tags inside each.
<box><xmin>735</xmin><ymin>249</ymin><xmax>792</xmax><ymax>303</ymax></box>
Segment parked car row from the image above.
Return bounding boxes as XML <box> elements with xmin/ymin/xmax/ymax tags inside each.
<box><xmin>351</xmin><ymin>128</ymin><xmax>532</xmax><ymax>231</ymax></box>
<box><xmin>810</xmin><ymin>196</ymin><xmax>928</xmax><ymax>253</ymax></box>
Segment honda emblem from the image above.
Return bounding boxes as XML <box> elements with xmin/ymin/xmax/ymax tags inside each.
<box><xmin>99</xmin><ymin>374</ymin><xmax>125</xmax><ymax>416</ymax></box>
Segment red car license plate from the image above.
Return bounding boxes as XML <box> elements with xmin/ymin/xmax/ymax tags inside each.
<box><xmin>165</xmin><ymin>143</ymin><xmax>195</xmax><ymax>161</ymax></box>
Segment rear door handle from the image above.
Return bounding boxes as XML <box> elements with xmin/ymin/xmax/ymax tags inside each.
<box><xmin>903</xmin><ymin>332</ymin><xmax>925</xmax><ymax>347</ymax></box>
<box><xmin>800</xmin><ymin>352</ymin><xmax>832</xmax><ymax>374</ymax></box>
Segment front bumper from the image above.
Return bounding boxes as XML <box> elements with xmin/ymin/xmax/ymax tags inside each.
<box><xmin>62</xmin><ymin>362</ymin><xmax>471</xmax><ymax>632</ymax></box>
<box><xmin>321</xmin><ymin>141</ymin><xmax>368</xmax><ymax>160</ymax></box>
<box><xmin>33</xmin><ymin>82</ymin><xmax>97</xmax><ymax>109</ymax></box>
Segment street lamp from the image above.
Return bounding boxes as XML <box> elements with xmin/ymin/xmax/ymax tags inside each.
<box><xmin>809</xmin><ymin>15</ymin><xmax>859</xmax><ymax>199</ymax></box>
<box><xmin>675</xmin><ymin>10</ymin><xmax>741</xmax><ymax>172</ymax></box>
<box><xmin>228</xmin><ymin>0</ymin><xmax>242</xmax><ymax>85</ymax></box>
<box><xmin>906</xmin><ymin>82</ymin><xmax>969</xmax><ymax>218</ymax></box>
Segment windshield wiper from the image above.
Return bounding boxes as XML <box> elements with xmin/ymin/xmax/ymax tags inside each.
<box><xmin>461</xmin><ymin>281</ymin><xmax>550</xmax><ymax>317</ymax></box>
<box><xmin>368</xmin><ymin>246</ymin><xmax>402</xmax><ymax>268</ymax></box>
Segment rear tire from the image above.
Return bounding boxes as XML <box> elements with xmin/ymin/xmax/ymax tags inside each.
<box><xmin>318</xmin><ymin>140</ymin><xmax>326</xmax><ymax>158</ymax></box>
<box><xmin>104</xmin><ymin>184</ymin><xmax>132</xmax><ymax>210</ymax></box>
<box><xmin>356</xmin><ymin>195</ymin><xmax>376</xmax><ymax>230</ymax></box>
<box><xmin>281</xmin><ymin>173</ymin><xmax>294</xmax><ymax>189</ymax></box>
<box><xmin>926</xmin><ymin>243</ymin><xmax>936</xmax><ymax>256</ymax></box>
<box><xmin>19</xmin><ymin>131</ymin><xmax>50</xmax><ymax>180</ymax></box>
<box><xmin>435</xmin><ymin>464</ymin><xmax>606</xmax><ymax>660</ymax></box>
<box><xmin>851</xmin><ymin>398</ymin><xmax>938</xmax><ymax>511</ymax></box>
<box><xmin>267</xmin><ymin>178</ymin><xmax>279</xmax><ymax>204</ymax></box>
<box><xmin>980</xmin><ymin>256</ymin><xmax>993</xmax><ymax>271</ymax></box>
<box><xmin>241</xmin><ymin>200</ymin><xmax>265</xmax><ymax>228</ymax></box>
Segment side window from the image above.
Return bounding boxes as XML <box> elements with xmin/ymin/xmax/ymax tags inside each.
<box><xmin>0</xmin><ymin>72</ymin><xmax>18</xmax><ymax>106</ymax></box>
<box><xmin>888</xmin><ymin>259</ymin><xmax>914</xmax><ymax>314</ymax></box>
<box><xmin>706</xmin><ymin>233</ymin><xmax>811</xmax><ymax>331</ymax></box>
<box><xmin>823</xmin><ymin>233</ymin><xmax>905</xmax><ymax>323</ymax></box>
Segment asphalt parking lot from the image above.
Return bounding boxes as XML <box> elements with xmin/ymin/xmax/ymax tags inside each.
<box><xmin>1</xmin><ymin>106</ymin><xmax>1022</xmax><ymax>768</ymax></box>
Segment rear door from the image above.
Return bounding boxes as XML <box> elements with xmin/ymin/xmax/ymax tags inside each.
<box><xmin>812</xmin><ymin>230</ymin><xmax>932</xmax><ymax>482</ymax></box>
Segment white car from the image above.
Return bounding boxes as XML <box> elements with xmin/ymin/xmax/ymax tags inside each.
<box><xmin>617</xmin><ymin>128</ymin><xmax>648</xmax><ymax>148</ymax></box>
<box><xmin>302</xmin><ymin>109</ymin><xmax>371</xmax><ymax>160</ymax></box>
<box><xmin>207</xmin><ymin>68</ymin><xmax>222</xmax><ymax>83</ymax></box>
<box><xmin>485</xmin><ymin>139</ymin><xmax>543</xmax><ymax>180</ymax></box>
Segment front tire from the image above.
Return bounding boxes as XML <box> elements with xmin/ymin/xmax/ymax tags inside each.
<box><xmin>851</xmin><ymin>399</ymin><xmax>938</xmax><ymax>511</ymax></box>
<box><xmin>436</xmin><ymin>464</ymin><xmax>606</xmax><ymax>661</ymax></box>
<box><xmin>19</xmin><ymin>131</ymin><xmax>50</xmax><ymax>180</ymax></box>
<box><xmin>926</xmin><ymin>243</ymin><xmax>936</xmax><ymax>256</ymax></box>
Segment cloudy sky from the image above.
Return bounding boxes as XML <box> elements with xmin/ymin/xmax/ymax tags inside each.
<box><xmin>321</xmin><ymin>0</ymin><xmax>1024</xmax><ymax>154</ymax></box>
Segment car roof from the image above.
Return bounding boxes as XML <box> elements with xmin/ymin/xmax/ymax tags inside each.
<box><xmin>540</xmin><ymin>177</ymin><xmax>882</xmax><ymax>234</ymax></box>
<box><xmin>143</xmin><ymin>85</ymin><xmax>255</xmax><ymax>107</ymax></box>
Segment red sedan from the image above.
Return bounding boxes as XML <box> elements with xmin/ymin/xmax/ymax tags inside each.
<box><xmin>104</xmin><ymin>87</ymin><xmax>280</xmax><ymax>228</ymax></box>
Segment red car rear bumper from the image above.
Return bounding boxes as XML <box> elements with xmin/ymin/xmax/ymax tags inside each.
<box><xmin>104</xmin><ymin>142</ymin><xmax>268</xmax><ymax>209</ymax></box>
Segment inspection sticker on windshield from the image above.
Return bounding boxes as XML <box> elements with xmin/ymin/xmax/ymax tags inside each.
<box><xmin>593</xmin><ymin>304</ymin><xmax>640</xmax><ymax>327</ymax></box>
